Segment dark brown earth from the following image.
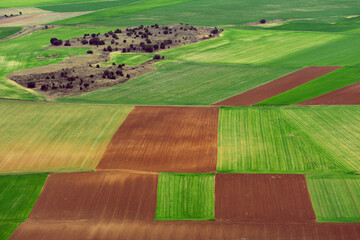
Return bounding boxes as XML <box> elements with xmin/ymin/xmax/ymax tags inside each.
<box><xmin>28</xmin><ymin>171</ymin><xmax>158</xmax><ymax>222</ymax></box>
<box><xmin>215</xmin><ymin>174</ymin><xmax>316</xmax><ymax>222</ymax></box>
<box><xmin>96</xmin><ymin>106</ymin><xmax>219</xmax><ymax>173</ymax></box>
<box><xmin>10</xmin><ymin>221</ymin><xmax>360</xmax><ymax>240</ymax></box>
<box><xmin>297</xmin><ymin>82</ymin><xmax>360</xmax><ymax>105</ymax></box>
<box><xmin>213</xmin><ymin>66</ymin><xmax>342</xmax><ymax>106</ymax></box>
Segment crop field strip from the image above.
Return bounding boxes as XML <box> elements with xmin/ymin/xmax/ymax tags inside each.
<box><xmin>298</xmin><ymin>81</ymin><xmax>360</xmax><ymax>105</ymax></box>
<box><xmin>0</xmin><ymin>27</ymin><xmax>22</xmax><ymax>40</ymax></box>
<box><xmin>97</xmin><ymin>106</ymin><xmax>219</xmax><ymax>173</ymax></box>
<box><xmin>156</xmin><ymin>173</ymin><xmax>215</xmax><ymax>221</ymax></box>
<box><xmin>258</xmin><ymin>66</ymin><xmax>360</xmax><ymax>105</ymax></box>
<box><xmin>28</xmin><ymin>171</ymin><xmax>158</xmax><ymax>222</ymax></box>
<box><xmin>217</xmin><ymin>107</ymin><xmax>355</xmax><ymax>174</ymax></box>
<box><xmin>10</xmin><ymin>220</ymin><xmax>360</xmax><ymax>239</ymax></box>
<box><xmin>307</xmin><ymin>175</ymin><xmax>360</xmax><ymax>222</ymax></box>
<box><xmin>57</xmin><ymin>62</ymin><xmax>298</xmax><ymax>105</ymax></box>
<box><xmin>0</xmin><ymin>174</ymin><xmax>47</xmax><ymax>239</ymax></box>
<box><xmin>215</xmin><ymin>173</ymin><xmax>316</xmax><ymax>222</ymax></box>
<box><xmin>214</xmin><ymin>66</ymin><xmax>340</xmax><ymax>106</ymax></box>
<box><xmin>0</xmin><ymin>101</ymin><xmax>133</xmax><ymax>174</ymax></box>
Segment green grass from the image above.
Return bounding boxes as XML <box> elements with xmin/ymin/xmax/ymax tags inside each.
<box><xmin>56</xmin><ymin>62</ymin><xmax>298</xmax><ymax>105</ymax></box>
<box><xmin>0</xmin><ymin>26</ymin><xmax>118</xmax><ymax>101</ymax></box>
<box><xmin>0</xmin><ymin>101</ymin><xmax>133</xmax><ymax>174</ymax></box>
<box><xmin>40</xmin><ymin>0</ymin><xmax>139</xmax><ymax>12</ymax></box>
<box><xmin>282</xmin><ymin>106</ymin><xmax>360</xmax><ymax>172</ymax></box>
<box><xmin>0</xmin><ymin>222</ymin><xmax>22</xmax><ymax>240</ymax></box>
<box><xmin>0</xmin><ymin>174</ymin><xmax>47</xmax><ymax>221</ymax></box>
<box><xmin>307</xmin><ymin>175</ymin><xmax>360</xmax><ymax>222</ymax></box>
<box><xmin>0</xmin><ymin>27</ymin><xmax>22</xmax><ymax>40</ymax></box>
<box><xmin>102</xmin><ymin>52</ymin><xmax>154</xmax><ymax>66</ymax></box>
<box><xmin>51</xmin><ymin>0</ymin><xmax>360</xmax><ymax>28</ymax></box>
<box><xmin>0</xmin><ymin>0</ymin><xmax>111</xmax><ymax>8</ymax></box>
<box><xmin>217</xmin><ymin>107</ymin><xmax>356</xmax><ymax>174</ymax></box>
<box><xmin>257</xmin><ymin>67</ymin><xmax>360</xmax><ymax>105</ymax></box>
<box><xmin>155</xmin><ymin>173</ymin><xmax>215</xmax><ymax>221</ymax></box>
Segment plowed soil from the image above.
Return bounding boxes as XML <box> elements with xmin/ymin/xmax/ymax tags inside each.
<box><xmin>96</xmin><ymin>106</ymin><xmax>219</xmax><ymax>173</ymax></box>
<box><xmin>213</xmin><ymin>66</ymin><xmax>341</xmax><ymax>106</ymax></box>
<box><xmin>10</xmin><ymin>221</ymin><xmax>360</xmax><ymax>240</ymax></box>
<box><xmin>28</xmin><ymin>171</ymin><xmax>158</xmax><ymax>222</ymax></box>
<box><xmin>298</xmin><ymin>82</ymin><xmax>360</xmax><ymax>105</ymax></box>
<box><xmin>215</xmin><ymin>174</ymin><xmax>316</xmax><ymax>222</ymax></box>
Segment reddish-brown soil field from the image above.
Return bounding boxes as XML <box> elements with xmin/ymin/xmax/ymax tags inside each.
<box><xmin>215</xmin><ymin>174</ymin><xmax>316</xmax><ymax>222</ymax></box>
<box><xmin>213</xmin><ymin>66</ymin><xmax>341</xmax><ymax>106</ymax></box>
<box><xmin>10</xmin><ymin>221</ymin><xmax>360</xmax><ymax>240</ymax></box>
<box><xmin>28</xmin><ymin>171</ymin><xmax>158</xmax><ymax>222</ymax></box>
<box><xmin>96</xmin><ymin>106</ymin><xmax>219</xmax><ymax>173</ymax></box>
<box><xmin>298</xmin><ymin>82</ymin><xmax>360</xmax><ymax>105</ymax></box>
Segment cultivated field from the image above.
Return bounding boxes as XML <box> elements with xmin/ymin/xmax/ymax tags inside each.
<box><xmin>0</xmin><ymin>27</ymin><xmax>22</xmax><ymax>40</ymax></box>
<box><xmin>0</xmin><ymin>101</ymin><xmax>132</xmax><ymax>173</ymax></box>
<box><xmin>156</xmin><ymin>173</ymin><xmax>215</xmax><ymax>221</ymax></box>
<box><xmin>97</xmin><ymin>106</ymin><xmax>218</xmax><ymax>172</ymax></box>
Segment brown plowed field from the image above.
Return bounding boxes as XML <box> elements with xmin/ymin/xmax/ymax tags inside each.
<box><xmin>96</xmin><ymin>106</ymin><xmax>219</xmax><ymax>173</ymax></box>
<box><xmin>298</xmin><ymin>82</ymin><xmax>360</xmax><ymax>105</ymax></box>
<box><xmin>10</xmin><ymin>221</ymin><xmax>360</xmax><ymax>240</ymax></box>
<box><xmin>213</xmin><ymin>66</ymin><xmax>341</xmax><ymax>106</ymax></box>
<box><xmin>28</xmin><ymin>171</ymin><xmax>158</xmax><ymax>222</ymax></box>
<box><xmin>215</xmin><ymin>174</ymin><xmax>316</xmax><ymax>222</ymax></box>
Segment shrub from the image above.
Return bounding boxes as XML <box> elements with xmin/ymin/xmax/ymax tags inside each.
<box><xmin>123</xmin><ymin>40</ymin><xmax>127</xmax><ymax>43</ymax></box>
<box><xmin>143</xmin><ymin>44</ymin><xmax>154</xmax><ymax>53</ymax></box>
<box><xmin>87</xmin><ymin>50</ymin><xmax>93</xmax><ymax>54</ymax></box>
<box><xmin>96</xmin><ymin>64</ymin><xmax>100</xmax><ymax>68</ymax></box>
<box><xmin>146</xmin><ymin>39</ymin><xmax>151</xmax><ymax>44</ymax></box>
<box><xmin>64</xmin><ymin>40</ymin><xmax>71</xmax><ymax>46</ymax></box>
<box><xmin>91</xmin><ymin>33</ymin><xmax>96</xmax><ymax>37</ymax></box>
<box><xmin>163</xmin><ymin>30</ymin><xmax>168</xmax><ymax>34</ymax></box>
<box><xmin>153</xmin><ymin>55</ymin><xmax>161</xmax><ymax>60</ymax></box>
<box><xmin>41</xmin><ymin>85</ymin><xmax>48</xmax><ymax>91</ymax></box>
<box><xmin>107</xmin><ymin>45</ymin><xmax>113</xmax><ymax>52</ymax></box>
<box><xmin>103</xmin><ymin>47</ymin><xmax>107</xmax><ymax>52</ymax></box>
<box><xmin>82</xmin><ymin>39</ymin><xmax>88</xmax><ymax>44</ymax></box>
<box><xmin>115</xmin><ymin>29</ymin><xmax>122</xmax><ymax>33</ymax></box>
<box><xmin>160</xmin><ymin>42</ymin><xmax>166</xmax><ymax>49</ymax></box>
<box><xmin>27</xmin><ymin>82</ymin><xmax>36</xmax><ymax>88</ymax></box>
<box><xmin>126</xmin><ymin>74</ymin><xmax>130</xmax><ymax>78</ymax></box>
<box><xmin>260</xmin><ymin>19</ymin><xmax>266</xmax><ymax>24</ymax></box>
<box><xmin>112</xmin><ymin>62</ymin><xmax>116</xmax><ymax>66</ymax></box>
<box><xmin>211</xmin><ymin>28</ymin><xmax>219</xmax><ymax>34</ymax></box>
<box><xmin>122</xmin><ymin>48</ymin><xmax>126</xmax><ymax>53</ymax></box>
<box><xmin>154</xmin><ymin>44</ymin><xmax>159</xmax><ymax>50</ymax></box>
<box><xmin>50</xmin><ymin>38</ymin><xmax>63</xmax><ymax>46</ymax></box>
<box><xmin>89</xmin><ymin>74</ymin><xmax>94</xmax><ymax>78</ymax></box>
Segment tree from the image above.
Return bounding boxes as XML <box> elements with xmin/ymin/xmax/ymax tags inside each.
<box><xmin>126</xmin><ymin>74</ymin><xmax>130</xmax><ymax>78</ymax></box>
<box><xmin>143</xmin><ymin>44</ymin><xmax>154</xmax><ymax>53</ymax></box>
<box><xmin>87</xmin><ymin>50</ymin><xmax>93</xmax><ymax>54</ymax></box>
<box><xmin>260</xmin><ymin>19</ymin><xmax>266</xmax><ymax>24</ymax></box>
<box><xmin>160</xmin><ymin>42</ymin><xmax>166</xmax><ymax>49</ymax></box>
<box><xmin>64</xmin><ymin>40</ymin><xmax>71</xmax><ymax>46</ymax></box>
<box><xmin>82</xmin><ymin>39</ymin><xmax>88</xmax><ymax>45</ymax></box>
<box><xmin>153</xmin><ymin>55</ymin><xmax>161</xmax><ymax>60</ymax></box>
<box><xmin>107</xmin><ymin>45</ymin><xmax>113</xmax><ymax>52</ymax></box>
<box><xmin>41</xmin><ymin>85</ymin><xmax>48</xmax><ymax>91</ymax></box>
<box><xmin>89</xmin><ymin>37</ymin><xmax>101</xmax><ymax>45</ymax></box>
<box><xmin>19</xmin><ymin>12</ymin><xmax>22</xmax><ymax>15</ymax></box>
<box><xmin>27</xmin><ymin>82</ymin><xmax>36</xmax><ymax>88</ymax></box>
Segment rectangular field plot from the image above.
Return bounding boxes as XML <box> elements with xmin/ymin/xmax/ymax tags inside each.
<box><xmin>282</xmin><ymin>106</ymin><xmax>360</xmax><ymax>172</ymax></box>
<box><xmin>155</xmin><ymin>173</ymin><xmax>215</xmax><ymax>221</ymax></box>
<box><xmin>29</xmin><ymin>172</ymin><xmax>158</xmax><ymax>221</ymax></box>
<box><xmin>215</xmin><ymin>174</ymin><xmax>316</xmax><ymax>222</ymax></box>
<box><xmin>307</xmin><ymin>175</ymin><xmax>360</xmax><ymax>222</ymax></box>
<box><xmin>0</xmin><ymin>174</ymin><xmax>47</xmax><ymax>221</ymax></box>
<box><xmin>0</xmin><ymin>101</ymin><xmax>133</xmax><ymax>174</ymax></box>
<box><xmin>97</xmin><ymin>106</ymin><xmax>218</xmax><ymax>173</ymax></box>
<box><xmin>217</xmin><ymin>107</ymin><xmax>353</xmax><ymax>174</ymax></box>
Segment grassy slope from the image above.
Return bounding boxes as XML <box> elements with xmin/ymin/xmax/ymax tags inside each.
<box><xmin>155</xmin><ymin>173</ymin><xmax>215</xmax><ymax>221</ymax></box>
<box><xmin>0</xmin><ymin>26</ymin><xmax>118</xmax><ymax>101</ymax></box>
<box><xmin>0</xmin><ymin>27</ymin><xmax>22</xmax><ymax>40</ymax></box>
<box><xmin>257</xmin><ymin>67</ymin><xmax>360</xmax><ymax>105</ymax></box>
<box><xmin>0</xmin><ymin>0</ymin><xmax>110</xmax><ymax>8</ymax></box>
<box><xmin>0</xmin><ymin>174</ymin><xmax>47</xmax><ymax>239</ymax></box>
<box><xmin>283</xmin><ymin>106</ymin><xmax>360</xmax><ymax>172</ymax></box>
<box><xmin>56</xmin><ymin>62</ymin><xmax>298</xmax><ymax>105</ymax></box>
<box><xmin>217</xmin><ymin>107</ymin><xmax>356</xmax><ymax>174</ymax></box>
<box><xmin>307</xmin><ymin>175</ymin><xmax>360</xmax><ymax>222</ymax></box>
<box><xmin>51</xmin><ymin>0</ymin><xmax>360</xmax><ymax>28</ymax></box>
<box><xmin>0</xmin><ymin>101</ymin><xmax>133</xmax><ymax>174</ymax></box>
<box><xmin>101</xmin><ymin>52</ymin><xmax>154</xmax><ymax>66</ymax></box>
<box><xmin>40</xmin><ymin>0</ymin><xmax>138</xmax><ymax>12</ymax></box>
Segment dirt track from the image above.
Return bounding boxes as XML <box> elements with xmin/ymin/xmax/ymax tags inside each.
<box><xmin>10</xmin><ymin>220</ymin><xmax>360</xmax><ymax>240</ymax></box>
<box><xmin>298</xmin><ymin>82</ymin><xmax>360</xmax><ymax>105</ymax></box>
<box><xmin>96</xmin><ymin>106</ymin><xmax>219</xmax><ymax>173</ymax></box>
<box><xmin>28</xmin><ymin>171</ymin><xmax>158</xmax><ymax>222</ymax></box>
<box><xmin>213</xmin><ymin>66</ymin><xmax>341</xmax><ymax>106</ymax></box>
<box><xmin>215</xmin><ymin>174</ymin><xmax>316</xmax><ymax>222</ymax></box>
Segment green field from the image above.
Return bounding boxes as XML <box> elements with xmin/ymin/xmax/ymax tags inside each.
<box><xmin>102</xmin><ymin>52</ymin><xmax>154</xmax><ymax>67</ymax></box>
<box><xmin>0</xmin><ymin>222</ymin><xmax>22</xmax><ymax>240</ymax></box>
<box><xmin>0</xmin><ymin>26</ymin><xmax>118</xmax><ymax>101</ymax></box>
<box><xmin>155</xmin><ymin>173</ymin><xmax>215</xmax><ymax>221</ymax></box>
<box><xmin>0</xmin><ymin>101</ymin><xmax>132</xmax><ymax>174</ymax></box>
<box><xmin>0</xmin><ymin>0</ymin><xmax>111</xmax><ymax>8</ymax></box>
<box><xmin>50</xmin><ymin>0</ymin><xmax>360</xmax><ymax>28</ymax></box>
<box><xmin>40</xmin><ymin>0</ymin><xmax>139</xmax><ymax>12</ymax></box>
<box><xmin>217</xmin><ymin>107</ymin><xmax>356</xmax><ymax>174</ymax></box>
<box><xmin>283</xmin><ymin>106</ymin><xmax>360</xmax><ymax>172</ymax></box>
<box><xmin>307</xmin><ymin>175</ymin><xmax>360</xmax><ymax>222</ymax></box>
<box><xmin>257</xmin><ymin>67</ymin><xmax>360</xmax><ymax>105</ymax></box>
<box><xmin>56</xmin><ymin>62</ymin><xmax>298</xmax><ymax>105</ymax></box>
<box><xmin>0</xmin><ymin>27</ymin><xmax>22</xmax><ymax>40</ymax></box>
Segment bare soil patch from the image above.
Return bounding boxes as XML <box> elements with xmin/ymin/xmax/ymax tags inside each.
<box><xmin>215</xmin><ymin>173</ymin><xmax>316</xmax><ymax>223</ymax></box>
<box><xmin>28</xmin><ymin>171</ymin><xmax>158</xmax><ymax>222</ymax></box>
<box><xmin>96</xmin><ymin>106</ymin><xmax>219</xmax><ymax>173</ymax></box>
<box><xmin>10</xmin><ymin>221</ymin><xmax>360</xmax><ymax>240</ymax></box>
<box><xmin>213</xmin><ymin>66</ymin><xmax>341</xmax><ymax>106</ymax></box>
<box><xmin>297</xmin><ymin>82</ymin><xmax>360</xmax><ymax>105</ymax></box>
